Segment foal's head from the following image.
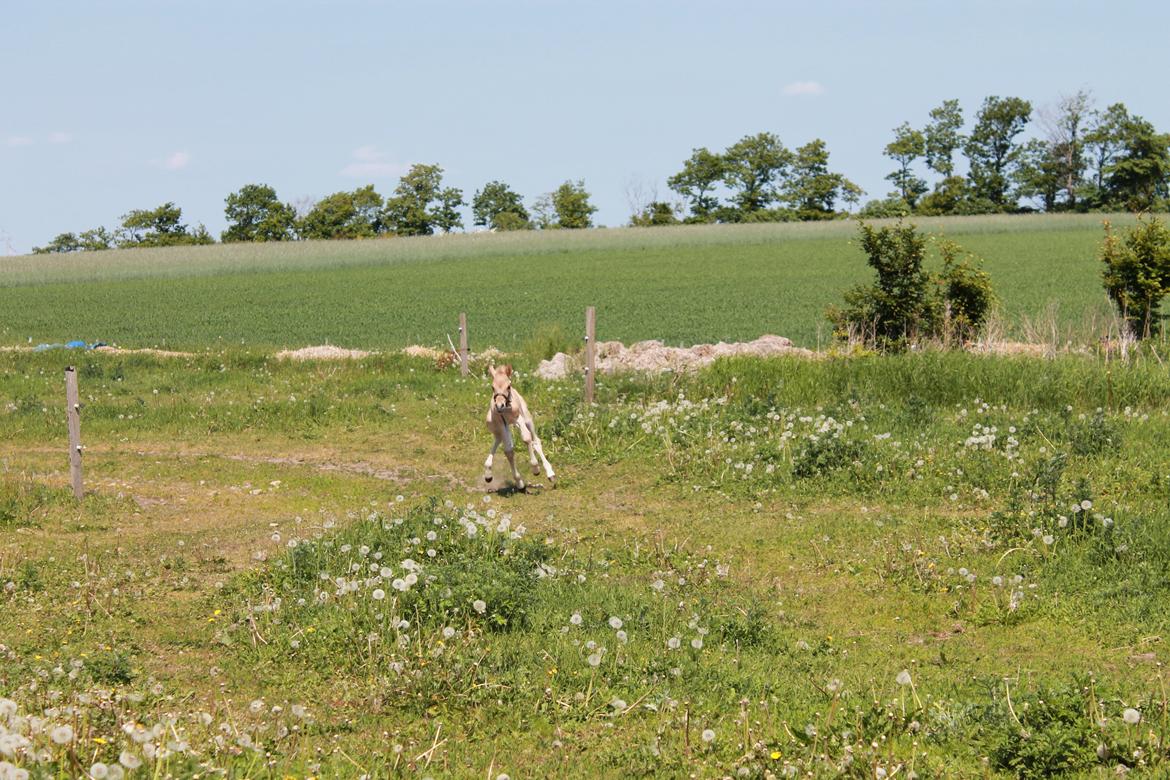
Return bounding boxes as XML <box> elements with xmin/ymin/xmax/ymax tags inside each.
<box><xmin>489</xmin><ymin>364</ymin><xmax>514</xmax><ymax>414</ymax></box>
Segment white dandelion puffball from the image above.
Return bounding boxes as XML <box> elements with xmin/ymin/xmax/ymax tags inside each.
<box><xmin>90</xmin><ymin>763</ymin><xmax>109</xmax><ymax>779</ymax></box>
<box><xmin>50</xmin><ymin>725</ymin><xmax>73</xmax><ymax>745</ymax></box>
<box><xmin>587</xmin><ymin>653</ymin><xmax>602</xmax><ymax>667</ymax></box>
<box><xmin>1123</xmin><ymin>707</ymin><xmax>1141</xmax><ymax>725</ymax></box>
<box><xmin>701</xmin><ymin>728</ymin><xmax>716</xmax><ymax>743</ymax></box>
<box><xmin>570</xmin><ymin>612</ymin><xmax>583</xmax><ymax>626</ymax></box>
<box><xmin>691</xmin><ymin>638</ymin><xmax>703</xmax><ymax>650</ymax></box>
<box><xmin>372</xmin><ymin>588</ymin><xmax>385</xmax><ymax>601</ymax></box>
<box><xmin>608</xmin><ymin>616</ymin><xmax>623</xmax><ymax>630</ymax></box>
<box><xmin>896</xmin><ymin>670</ymin><xmax>913</xmax><ymax>686</ymax></box>
<box><xmin>667</xmin><ymin>637</ymin><xmax>681</xmax><ymax>650</ymax></box>
<box><xmin>473</xmin><ymin>599</ymin><xmax>487</xmax><ymax>614</ymax></box>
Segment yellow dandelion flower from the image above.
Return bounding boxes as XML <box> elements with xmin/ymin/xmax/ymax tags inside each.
<box><xmin>771</xmin><ymin>751</ymin><xmax>781</xmax><ymax>760</ymax></box>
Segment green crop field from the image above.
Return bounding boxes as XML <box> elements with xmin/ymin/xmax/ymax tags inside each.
<box><xmin>0</xmin><ymin>214</ymin><xmax>1135</xmax><ymax>351</ymax></box>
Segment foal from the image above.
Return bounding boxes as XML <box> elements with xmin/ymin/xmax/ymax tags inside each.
<box><xmin>483</xmin><ymin>365</ymin><xmax>555</xmax><ymax>489</ymax></box>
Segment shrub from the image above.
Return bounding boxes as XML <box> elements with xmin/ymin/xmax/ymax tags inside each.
<box><xmin>829</xmin><ymin>221</ymin><xmax>995</xmax><ymax>350</ymax></box>
<box><xmin>938</xmin><ymin>239</ymin><xmax>995</xmax><ymax>343</ymax></box>
<box><xmin>1100</xmin><ymin>216</ymin><xmax>1170</xmax><ymax>338</ymax></box>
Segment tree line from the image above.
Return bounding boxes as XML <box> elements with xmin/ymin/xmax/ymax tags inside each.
<box><xmin>32</xmin><ymin>91</ymin><xmax>1170</xmax><ymax>253</ymax></box>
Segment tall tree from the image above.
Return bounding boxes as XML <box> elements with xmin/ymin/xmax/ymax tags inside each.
<box><xmin>472</xmin><ymin>181</ymin><xmax>530</xmax><ymax>230</ymax></box>
<box><xmin>924</xmin><ymin>99</ymin><xmax>964</xmax><ymax>179</ymax></box>
<box><xmin>1105</xmin><ymin>112</ymin><xmax>1170</xmax><ymax>211</ymax></box>
<box><xmin>32</xmin><ymin>233</ymin><xmax>81</xmax><ymax>254</ymax></box>
<box><xmin>222</xmin><ymin>183</ymin><xmax>296</xmax><ymax>242</ymax></box>
<box><xmin>118</xmin><ymin>203</ymin><xmax>213</xmax><ymax>247</ymax></box>
<box><xmin>383</xmin><ymin>164</ymin><xmax>464</xmax><ymax>236</ymax></box>
<box><xmin>550</xmin><ymin>180</ymin><xmax>597</xmax><ymax>229</ymax></box>
<box><xmin>1040</xmin><ymin>90</ymin><xmax>1092</xmax><ymax>209</ymax></box>
<box><xmin>666</xmin><ymin>147</ymin><xmax>725</xmax><ymax>220</ymax></box>
<box><xmin>1015</xmin><ymin>138</ymin><xmax>1063</xmax><ymax>211</ymax></box>
<box><xmin>383</xmin><ymin>165</ymin><xmax>442</xmax><ymax>236</ymax></box>
<box><xmin>297</xmin><ymin>187</ymin><xmax>384</xmax><ymax>240</ymax></box>
<box><xmin>784</xmin><ymin>139</ymin><xmax>861</xmax><ymax>216</ymax></box>
<box><xmin>433</xmin><ymin>187</ymin><xmax>466</xmax><ymax>233</ymax></box>
<box><xmin>721</xmin><ymin>132</ymin><xmax>792</xmax><ymax>215</ymax></box>
<box><xmin>1083</xmin><ymin>103</ymin><xmax>1130</xmax><ymax>202</ymax></box>
<box><xmin>884</xmin><ymin>123</ymin><xmax>928</xmax><ymax>207</ymax></box>
<box><xmin>964</xmin><ymin>96</ymin><xmax>1033</xmax><ymax>208</ymax></box>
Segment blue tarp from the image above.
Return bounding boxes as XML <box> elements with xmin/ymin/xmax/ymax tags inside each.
<box><xmin>31</xmin><ymin>341</ymin><xmax>106</xmax><ymax>352</ymax></box>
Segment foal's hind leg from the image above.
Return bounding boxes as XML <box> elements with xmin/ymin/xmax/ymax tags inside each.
<box><xmin>524</xmin><ymin>419</ymin><xmax>556</xmax><ymax>484</ymax></box>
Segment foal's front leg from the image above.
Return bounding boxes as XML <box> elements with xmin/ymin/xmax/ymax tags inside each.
<box><xmin>501</xmin><ymin>422</ymin><xmax>525</xmax><ymax>489</ymax></box>
<box><xmin>484</xmin><ymin>418</ymin><xmax>502</xmax><ymax>484</ymax></box>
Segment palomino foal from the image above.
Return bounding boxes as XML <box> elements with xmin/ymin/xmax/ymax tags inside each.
<box><xmin>483</xmin><ymin>365</ymin><xmax>555</xmax><ymax>489</ymax></box>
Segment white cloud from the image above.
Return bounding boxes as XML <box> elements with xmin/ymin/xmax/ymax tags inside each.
<box><xmin>340</xmin><ymin>145</ymin><xmax>408</xmax><ymax>178</ymax></box>
<box><xmin>162</xmin><ymin>151</ymin><xmax>191</xmax><ymax>170</ymax></box>
<box><xmin>6</xmin><ymin>136</ymin><xmax>34</xmax><ymax>147</ymax></box>
<box><xmin>48</xmin><ymin>131</ymin><xmax>72</xmax><ymax>144</ymax></box>
<box><xmin>782</xmin><ymin>81</ymin><xmax>825</xmax><ymax>97</ymax></box>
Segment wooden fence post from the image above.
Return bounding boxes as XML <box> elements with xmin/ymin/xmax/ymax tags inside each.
<box><xmin>458</xmin><ymin>312</ymin><xmax>469</xmax><ymax>377</ymax></box>
<box><xmin>65</xmin><ymin>366</ymin><xmax>83</xmax><ymax>499</ymax></box>
<box><xmin>584</xmin><ymin>306</ymin><xmax>596</xmax><ymax>404</ymax></box>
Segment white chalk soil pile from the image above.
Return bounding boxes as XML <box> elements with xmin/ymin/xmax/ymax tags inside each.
<box><xmin>536</xmin><ymin>334</ymin><xmax>815</xmax><ymax>379</ymax></box>
<box><xmin>275</xmin><ymin>345</ymin><xmax>373</xmax><ymax>361</ymax></box>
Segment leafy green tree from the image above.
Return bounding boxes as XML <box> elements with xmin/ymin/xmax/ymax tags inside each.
<box><xmin>78</xmin><ymin>227</ymin><xmax>115</xmax><ymax>251</ymax></box>
<box><xmin>118</xmin><ymin>203</ymin><xmax>213</xmax><ymax>247</ymax></box>
<box><xmin>916</xmin><ymin>176</ymin><xmax>972</xmax><ymax>216</ymax></box>
<box><xmin>433</xmin><ymin>187</ymin><xmax>465</xmax><ymax>233</ymax></box>
<box><xmin>384</xmin><ymin>165</ymin><xmax>440</xmax><ymax>235</ymax></box>
<box><xmin>32</xmin><ymin>233</ymin><xmax>81</xmax><ymax>254</ymax></box>
<box><xmin>1104</xmin><ymin>114</ymin><xmax>1170</xmax><ymax>211</ymax></box>
<box><xmin>550</xmin><ymin>180</ymin><xmax>596</xmax><ymax>229</ymax></box>
<box><xmin>1015</xmin><ymin>138</ymin><xmax>1064</xmax><ymax>211</ymax></box>
<box><xmin>884</xmin><ymin>123</ymin><xmax>928</xmax><ymax>207</ymax></box>
<box><xmin>721</xmin><ymin>132</ymin><xmax>792</xmax><ymax>215</ymax></box>
<box><xmin>964</xmin><ymin>96</ymin><xmax>1033</xmax><ymax>208</ymax></box>
<box><xmin>784</xmin><ymin>139</ymin><xmax>861</xmax><ymax>217</ymax></box>
<box><xmin>472</xmin><ymin>181</ymin><xmax>530</xmax><ymax>230</ymax></box>
<box><xmin>530</xmin><ymin>193</ymin><xmax>556</xmax><ymax>229</ymax></box>
<box><xmin>383</xmin><ymin>164</ymin><xmax>464</xmax><ymax>236</ymax></box>
<box><xmin>222</xmin><ymin>183</ymin><xmax>296</xmax><ymax>242</ymax></box>
<box><xmin>1082</xmin><ymin>103</ymin><xmax>1130</xmax><ymax>203</ymax></box>
<box><xmin>297</xmin><ymin>187</ymin><xmax>384</xmax><ymax>240</ymax></box>
<box><xmin>924</xmin><ymin>99</ymin><xmax>964</xmax><ymax>179</ymax></box>
<box><xmin>667</xmin><ymin>147</ymin><xmax>725</xmax><ymax>220</ymax></box>
<box><xmin>1100</xmin><ymin>216</ymin><xmax>1170</xmax><ymax>338</ymax></box>
<box><xmin>630</xmin><ymin>201</ymin><xmax>679</xmax><ymax>227</ymax></box>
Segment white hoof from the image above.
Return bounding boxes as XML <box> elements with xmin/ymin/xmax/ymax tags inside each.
<box><xmin>516</xmin><ymin>479</ymin><xmax>526</xmax><ymax>491</ymax></box>
<box><xmin>531</xmin><ymin>462</ymin><xmax>541</xmax><ymax>475</ymax></box>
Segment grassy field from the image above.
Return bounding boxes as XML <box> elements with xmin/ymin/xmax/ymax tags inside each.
<box><xmin>0</xmin><ymin>214</ymin><xmax>1136</xmax><ymax>351</ymax></box>
<box><xmin>3</xmin><ymin>348</ymin><xmax>1170</xmax><ymax>777</ymax></box>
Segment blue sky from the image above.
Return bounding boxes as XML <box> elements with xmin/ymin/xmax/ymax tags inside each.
<box><xmin>2</xmin><ymin>0</ymin><xmax>1168</xmax><ymax>253</ymax></box>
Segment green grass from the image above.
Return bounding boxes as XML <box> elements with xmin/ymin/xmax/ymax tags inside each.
<box><xmin>3</xmin><ymin>349</ymin><xmax>1170</xmax><ymax>776</ymax></box>
<box><xmin>0</xmin><ymin>214</ymin><xmax>1136</xmax><ymax>350</ymax></box>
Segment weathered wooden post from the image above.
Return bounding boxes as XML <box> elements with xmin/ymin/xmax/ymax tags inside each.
<box><xmin>458</xmin><ymin>312</ymin><xmax>469</xmax><ymax>377</ymax></box>
<box><xmin>584</xmin><ymin>306</ymin><xmax>596</xmax><ymax>404</ymax></box>
<box><xmin>64</xmin><ymin>366</ymin><xmax>83</xmax><ymax>499</ymax></box>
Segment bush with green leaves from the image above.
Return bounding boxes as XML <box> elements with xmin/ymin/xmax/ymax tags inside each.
<box><xmin>828</xmin><ymin>221</ymin><xmax>995</xmax><ymax>349</ymax></box>
<box><xmin>1101</xmin><ymin>215</ymin><xmax>1170</xmax><ymax>338</ymax></box>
